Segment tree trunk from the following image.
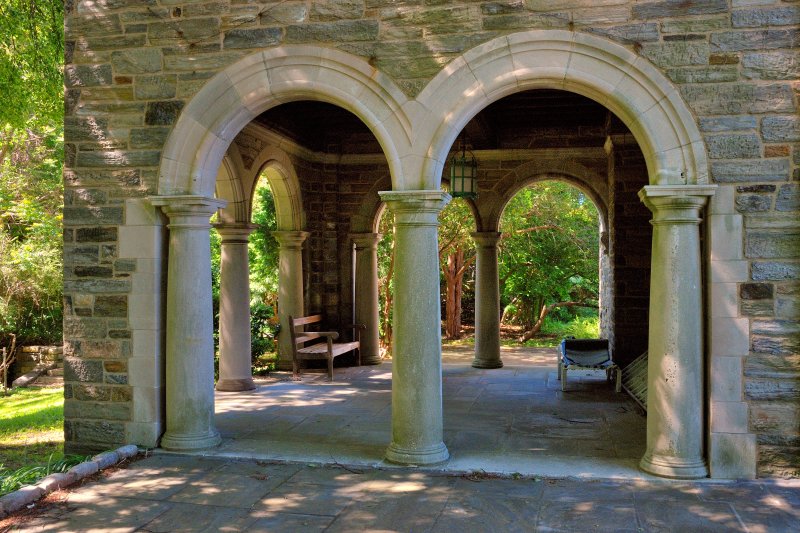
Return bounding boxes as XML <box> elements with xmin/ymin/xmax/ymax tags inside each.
<box><xmin>380</xmin><ymin>240</ymin><xmax>395</xmax><ymax>352</ymax></box>
<box><xmin>444</xmin><ymin>249</ymin><xmax>464</xmax><ymax>340</ymax></box>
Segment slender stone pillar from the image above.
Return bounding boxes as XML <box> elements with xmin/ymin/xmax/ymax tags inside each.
<box><xmin>638</xmin><ymin>185</ymin><xmax>716</xmax><ymax>479</ymax></box>
<box><xmin>215</xmin><ymin>224</ymin><xmax>256</xmax><ymax>392</ymax></box>
<box><xmin>471</xmin><ymin>232</ymin><xmax>503</xmax><ymax>369</ymax></box>
<box><xmin>380</xmin><ymin>190</ymin><xmax>450</xmax><ymax>465</ymax></box>
<box><xmin>351</xmin><ymin>233</ymin><xmax>382</xmax><ymax>365</ymax></box>
<box><xmin>150</xmin><ymin>195</ymin><xmax>226</xmax><ymax>451</ymax></box>
<box><xmin>273</xmin><ymin>231</ymin><xmax>309</xmax><ymax>370</ymax></box>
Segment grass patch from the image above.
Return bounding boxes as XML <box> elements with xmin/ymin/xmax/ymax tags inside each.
<box><xmin>0</xmin><ymin>388</ymin><xmax>65</xmax><ymax>472</ymax></box>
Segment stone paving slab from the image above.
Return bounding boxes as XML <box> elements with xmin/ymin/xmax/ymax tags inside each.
<box><xmin>9</xmin><ymin>455</ymin><xmax>800</xmax><ymax>532</ymax></box>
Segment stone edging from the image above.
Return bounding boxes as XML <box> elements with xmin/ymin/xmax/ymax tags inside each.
<box><xmin>0</xmin><ymin>444</ymin><xmax>139</xmax><ymax>518</ymax></box>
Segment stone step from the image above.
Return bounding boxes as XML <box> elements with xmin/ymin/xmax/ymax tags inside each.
<box><xmin>28</xmin><ymin>375</ymin><xmax>64</xmax><ymax>388</ymax></box>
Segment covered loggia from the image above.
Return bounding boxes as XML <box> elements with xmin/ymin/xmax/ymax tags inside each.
<box><xmin>150</xmin><ymin>31</ymin><xmax>725</xmax><ymax>478</ymax></box>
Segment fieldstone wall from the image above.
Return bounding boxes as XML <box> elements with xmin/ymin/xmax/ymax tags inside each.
<box><xmin>65</xmin><ymin>1</ymin><xmax>799</xmax><ymax>475</ymax></box>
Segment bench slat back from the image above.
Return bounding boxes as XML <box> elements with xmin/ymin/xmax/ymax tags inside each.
<box><xmin>289</xmin><ymin>315</ymin><xmax>324</xmax><ymax>347</ymax></box>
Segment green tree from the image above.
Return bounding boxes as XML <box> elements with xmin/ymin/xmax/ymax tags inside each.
<box><xmin>499</xmin><ymin>182</ymin><xmax>599</xmax><ymax>341</ymax></box>
<box><xmin>0</xmin><ymin>0</ymin><xmax>65</xmax><ymax>359</ymax></box>
<box><xmin>0</xmin><ymin>0</ymin><xmax>63</xmax><ymax>129</ymax></box>
<box><xmin>438</xmin><ymin>199</ymin><xmax>476</xmax><ymax>340</ymax></box>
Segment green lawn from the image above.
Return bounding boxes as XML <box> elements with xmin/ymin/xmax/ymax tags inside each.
<box><xmin>0</xmin><ymin>387</ymin><xmax>64</xmax><ymax>472</ymax></box>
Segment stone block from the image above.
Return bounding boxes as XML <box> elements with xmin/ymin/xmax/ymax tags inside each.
<box><xmin>148</xmin><ymin>18</ymin><xmax>221</xmax><ymax>45</ymax></box>
<box><xmin>0</xmin><ymin>486</ymin><xmax>46</xmax><ymax>516</ymax></box>
<box><xmin>640</xmin><ymin>42</ymin><xmax>709</xmax><ymax>67</ymax></box>
<box><xmin>682</xmin><ymin>84</ymin><xmax>794</xmax><ymax>115</ymax></box>
<box><xmin>64</xmin><ymin>278</ymin><xmax>131</xmax><ymax>293</ymax></box>
<box><xmin>708</xmin><ymin>185</ymin><xmax>735</xmax><ymax>215</ymax></box>
<box><xmin>64</xmin><ymin>245</ymin><xmax>100</xmax><ymax>265</ymax></box>
<box><xmin>310</xmin><ymin>0</ymin><xmax>363</xmax><ymax>21</ymax></box>
<box><xmin>632</xmin><ymin>0</ymin><xmax>727</xmax><ymax>19</ymax></box>
<box><xmin>75</xmin><ymin>227</ymin><xmax>118</xmax><ymax>243</ymax></box>
<box><xmin>94</xmin><ymin>295</ymin><xmax>128</xmax><ymax>318</ymax></box>
<box><xmin>36</xmin><ymin>473</ymin><xmax>75</xmax><ymax>493</ymax></box>
<box><xmin>762</xmin><ymin>116</ymin><xmax>800</xmax><ymax>143</ymax></box>
<box><xmin>67</xmin><ymin>460</ymin><xmax>99</xmax><ymax>480</ymax></box>
<box><xmin>285</xmin><ymin>20</ymin><xmax>378</xmax><ymax>42</ymax></box>
<box><xmin>75</xmin><ymin>150</ymin><xmax>161</xmax><ymax>168</ymax></box>
<box><xmin>65</xmin><ymin>116</ymin><xmax>110</xmax><ymax>142</ymax></box>
<box><xmin>132</xmin><ymin>386</ymin><xmax>160</xmax><ymax>423</ymax></box>
<box><xmin>144</xmin><ymin>101</ymin><xmax>184</xmax><ymax>126</ymax></box>
<box><xmin>712</xmin><ymin>29</ymin><xmax>800</xmax><ymax>52</ymax></box>
<box><xmin>752</xmin><ymin>261</ymin><xmax>800</xmax><ymax>281</ymax></box>
<box><xmin>65</xmin><ymin>64</ymin><xmax>113</xmax><ymax>87</ymax></box>
<box><xmin>740</xmin><ymin>283</ymin><xmax>773</xmax><ymax>300</ymax></box>
<box><xmin>751</xmin><ymin>334</ymin><xmax>800</xmax><ymax>356</ymax></box>
<box><xmin>588</xmin><ymin>23</ymin><xmax>660</xmax><ymax>44</ymax></box>
<box><xmin>111</xmin><ymin>49</ymin><xmax>162</xmax><ymax>74</ymax></box>
<box><xmin>742</xmin><ymin>51</ymin><xmax>800</xmax><ymax>80</ymax></box>
<box><xmin>63</xmin><ymin>317</ymin><xmax>107</xmax><ymax>339</ymax></box>
<box><xmin>732</xmin><ymin>6</ymin><xmax>800</xmax><ymax>28</ymax></box>
<box><xmin>709</xmin><ymin>432</ymin><xmax>756</xmax><ymax>479</ymax></box>
<box><xmin>776</xmin><ymin>294</ymin><xmax>798</xmax><ymax>320</ymax></box>
<box><xmin>710</xmin><ymin>159</ymin><xmax>790</xmax><ymax>182</ymax></box>
<box><xmin>64</xmin><ymin>400</ymin><xmax>131</xmax><ymax>421</ymax></box>
<box><xmin>745</xmin><ymin>377</ymin><xmax>800</xmax><ymax>401</ymax></box>
<box><xmin>64</xmin><ymin>357</ymin><xmax>104</xmax><ymax>383</ymax></box>
<box><xmin>710</xmin><ymin>356</ymin><xmax>743</xmax><ymax>401</ymax></box>
<box><xmin>125</xmin><ymin>422</ymin><xmax>162</xmax><ymax>448</ymax></box>
<box><xmin>134</xmin><ymin>75</ymin><xmax>177</xmax><ymax>100</ymax></box>
<box><xmin>711</xmin><ymin>317</ymin><xmax>749</xmax><ymax>357</ymax></box>
<box><xmin>129</xmin><ymin>294</ymin><xmax>161</xmax><ymax>330</ymax></box>
<box><xmin>119</xmin><ymin>225</ymin><xmax>163</xmax><ymax>258</ymax></box>
<box><xmin>710</xmin><ymin>282</ymin><xmax>738</xmax><ymax>318</ymax></box>
<box><xmin>164</xmin><ymin>52</ymin><xmax>245</xmax><ymax>72</ymax></box>
<box><xmin>706</xmin><ymin>134</ymin><xmax>761</xmax><ymax>159</ymax></box>
<box><xmin>223</xmin><ymin>27</ymin><xmax>283</xmax><ymax>49</ymax></box>
<box><xmin>746</xmin><ymin>230</ymin><xmax>800</xmax><ymax>259</ymax></box>
<box><xmin>776</xmin><ymin>185</ymin><xmax>799</xmax><ymax>212</ymax></box>
<box><xmin>709</xmin><ymin>215</ymin><xmax>743</xmax><ymax>261</ymax></box>
<box><xmin>666</xmin><ymin>66</ymin><xmax>738</xmax><ymax>84</ymax></box>
<box><xmin>130</xmin><ymin>127</ymin><xmax>171</xmax><ymax>149</ymax></box>
<box><xmin>660</xmin><ymin>15</ymin><xmax>730</xmax><ymax>34</ymax></box>
<box><xmin>74</xmin><ymin>265</ymin><xmax>113</xmax><ymax>278</ymax></box>
<box><xmin>735</xmin><ymin>194</ymin><xmax>771</xmax><ymax>213</ymax></box>
<box><xmin>751</xmin><ymin>319</ymin><xmax>800</xmax><ymax>336</ymax></box>
<box><xmin>710</xmin><ymin>401</ymin><xmax>750</xmax><ymax>433</ymax></box>
<box><xmin>125</xmin><ymin>199</ymin><xmax>164</xmax><ymax>227</ymax></box>
<box><xmin>749</xmin><ymin>402</ymin><xmax>799</xmax><ymax>435</ymax></box>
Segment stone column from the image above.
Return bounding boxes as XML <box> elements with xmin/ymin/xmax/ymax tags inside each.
<box><xmin>471</xmin><ymin>232</ymin><xmax>503</xmax><ymax>369</ymax></box>
<box><xmin>351</xmin><ymin>233</ymin><xmax>382</xmax><ymax>365</ymax></box>
<box><xmin>273</xmin><ymin>231</ymin><xmax>309</xmax><ymax>370</ymax></box>
<box><xmin>638</xmin><ymin>185</ymin><xmax>716</xmax><ymax>479</ymax></box>
<box><xmin>150</xmin><ymin>195</ymin><xmax>226</xmax><ymax>451</ymax></box>
<box><xmin>379</xmin><ymin>190</ymin><xmax>450</xmax><ymax>465</ymax></box>
<box><xmin>215</xmin><ymin>224</ymin><xmax>256</xmax><ymax>392</ymax></box>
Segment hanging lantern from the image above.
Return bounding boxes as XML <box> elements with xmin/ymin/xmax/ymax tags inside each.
<box><xmin>449</xmin><ymin>143</ymin><xmax>478</xmax><ymax>199</ymax></box>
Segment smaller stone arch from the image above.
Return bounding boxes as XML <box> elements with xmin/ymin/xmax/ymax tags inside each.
<box><xmin>248</xmin><ymin>145</ymin><xmax>304</xmax><ymax>232</ymax></box>
<box><xmin>481</xmin><ymin>160</ymin><xmax>609</xmax><ymax>234</ymax></box>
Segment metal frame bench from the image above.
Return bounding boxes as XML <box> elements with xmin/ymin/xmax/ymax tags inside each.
<box><xmin>288</xmin><ymin>315</ymin><xmax>364</xmax><ymax>381</ymax></box>
<box><xmin>558</xmin><ymin>337</ymin><xmax>621</xmax><ymax>393</ymax></box>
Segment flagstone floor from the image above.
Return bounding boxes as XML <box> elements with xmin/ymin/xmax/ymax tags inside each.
<box><xmin>208</xmin><ymin>346</ymin><xmax>649</xmax><ymax>480</ymax></box>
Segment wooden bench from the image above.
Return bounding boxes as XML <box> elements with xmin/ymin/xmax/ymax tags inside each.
<box><xmin>288</xmin><ymin>315</ymin><xmax>364</xmax><ymax>381</ymax></box>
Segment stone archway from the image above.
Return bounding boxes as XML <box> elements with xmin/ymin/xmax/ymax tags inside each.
<box><xmin>413</xmin><ymin>30</ymin><xmax>716</xmax><ymax>478</ymax></box>
<box><xmin>152</xmin><ymin>46</ymin><xmax>411</xmax><ymax>451</ymax></box>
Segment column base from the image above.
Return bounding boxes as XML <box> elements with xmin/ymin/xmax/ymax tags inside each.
<box><xmin>160</xmin><ymin>429</ymin><xmax>221</xmax><ymax>451</ymax></box>
<box><xmin>215</xmin><ymin>377</ymin><xmax>256</xmax><ymax>392</ymax></box>
<box><xmin>471</xmin><ymin>358</ymin><xmax>503</xmax><ymax>369</ymax></box>
<box><xmin>385</xmin><ymin>441</ymin><xmax>449</xmax><ymax>465</ymax></box>
<box><xmin>361</xmin><ymin>354</ymin><xmax>383</xmax><ymax>365</ymax></box>
<box><xmin>639</xmin><ymin>453</ymin><xmax>708</xmax><ymax>479</ymax></box>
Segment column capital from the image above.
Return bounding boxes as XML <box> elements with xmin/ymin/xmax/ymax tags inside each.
<box><xmin>150</xmin><ymin>195</ymin><xmax>226</xmax><ymax>229</ymax></box>
<box><xmin>638</xmin><ymin>185</ymin><xmax>717</xmax><ymax>225</ymax></box>
<box><xmin>272</xmin><ymin>230</ymin><xmax>309</xmax><ymax>250</ymax></box>
<box><xmin>350</xmin><ymin>232</ymin><xmax>382</xmax><ymax>250</ymax></box>
<box><xmin>379</xmin><ymin>190</ymin><xmax>451</xmax><ymax>226</ymax></box>
<box><xmin>214</xmin><ymin>223</ymin><xmax>256</xmax><ymax>243</ymax></box>
<box><xmin>471</xmin><ymin>231</ymin><xmax>502</xmax><ymax>248</ymax></box>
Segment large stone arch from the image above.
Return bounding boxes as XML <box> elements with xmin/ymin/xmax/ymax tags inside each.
<box><xmin>157</xmin><ymin>45</ymin><xmax>412</xmax><ymax>197</ymax></box>
<box><xmin>415</xmin><ymin>30</ymin><xmax>707</xmax><ymax>189</ymax></box>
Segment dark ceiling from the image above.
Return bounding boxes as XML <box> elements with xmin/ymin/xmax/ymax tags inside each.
<box><xmin>251</xmin><ymin>89</ymin><xmax>631</xmax><ymax>154</ymax></box>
